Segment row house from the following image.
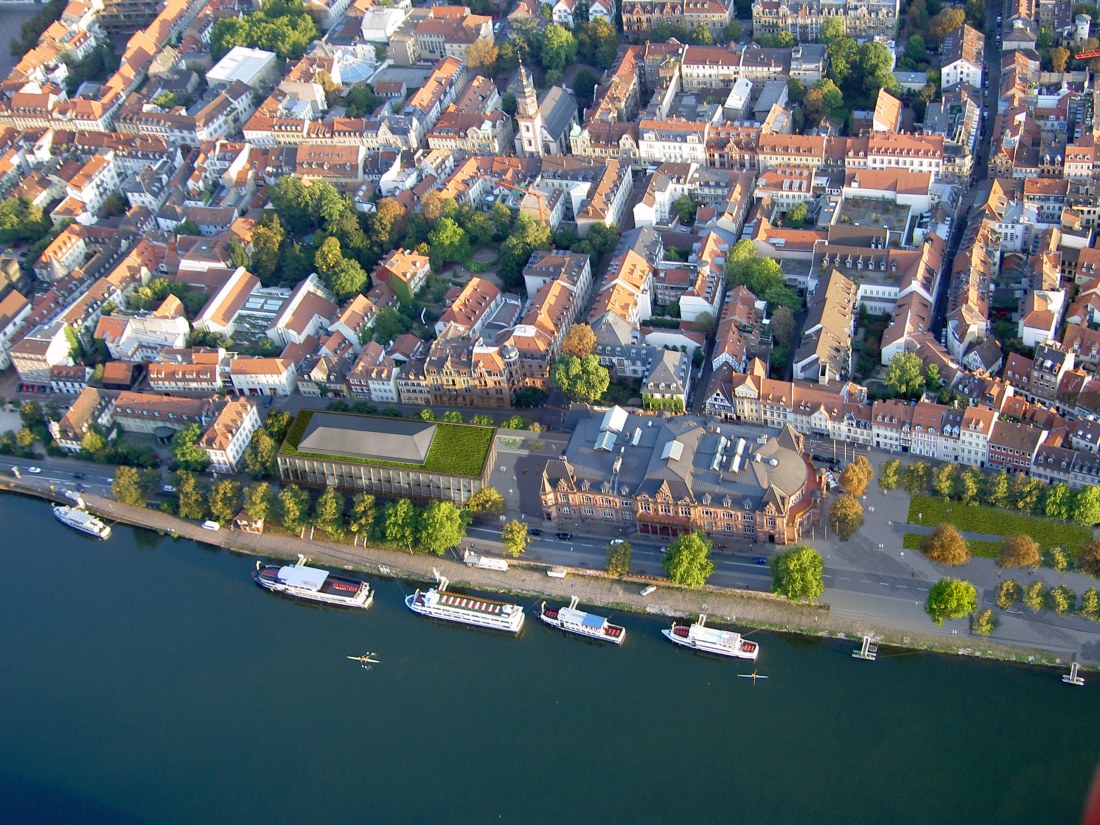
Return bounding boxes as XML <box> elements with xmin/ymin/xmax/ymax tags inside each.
<box><xmin>622</xmin><ymin>0</ymin><xmax>734</xmax><ymax>36</ymax></box>
<box><xmin>987</xmin><ymin>417</ymin><xmax>1048</xmax><ymax>471</ymax></box>
<box><xmin>0</xmin><ymin>291</ymin><xmax>31</xmax><ymax>370</ymax></box>
<box><xmin>1031</xmin><ymin>444</ymin><xmax>1100</xmax><ymax>489</ymax></box>
<box><xmin>752</xmin><ymin>0</ymin><xmax>898</xmax><ymax>40</ymax></box>
<box><xmin>426</xmin><ymin>110</ymin><xmax>514</xmax><ymax>158</ymax></box>
<box><xmin>712</xmin><ymin>286</ymin><xmax>770</xmax><ymax>373</ymax></box>
<box><xmin>347</xmin><ymin>341</ymin><xmax>402</xmax><ymax>402</ymax></box>
<box><xmin>48</xmin><ymin>386</ymin><xmax>115</xmax><ymax>454</ymax></box>
<box><xmin>198</xmin><ymin>398</ymin><xmax>260</xmax><ymax>474</ymax></box>
<box><xmin>8</xmin><ymin>321</ymin><xmax>74</xmax><ymax>386</ymax></box>
<box><xmin>93</xmin><ymin>296</ymin><xmax>189</xmax><ymax>362</ymax></box>
<box><xmin>111</xmin><ymin>391</ymin><xmax>215</xmax><ymax>435</ymax></box>
<box><xmin>435</xmin><ymin>277</ymin><xmax>504</xmax><ymax>337</ymax></box>
<box><xmin>229</xmin><ymin>357</ymin><xmax>297</xmax><ymax>397</ymax></box>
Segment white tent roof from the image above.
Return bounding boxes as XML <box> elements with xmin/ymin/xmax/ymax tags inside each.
<box><xmin>277</xmin><ymin>565</ymin><xmax>328</xmax><ymax>591</ymax></box>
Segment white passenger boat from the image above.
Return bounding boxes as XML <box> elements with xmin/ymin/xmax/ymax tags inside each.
<box><xmin>52</xmin><ymin>504</ymin><xmax>111</xmax><ymax>539</ymax></box>
<box><xmin>539</xmin><ymin>597</ymin><xmax>625</xmax><ymax>644</ymax></box>
<box><xmin>253</xmin><ymin>556</ymin><xmax>373</xmax><ymax>609</ymax></box>
<box><xmin>405</xmin><ymin>574</ymin><xmax>524</xmax><ymax>633</ymax></box>
<box><xmin>661</xmin><ymin>614</ymin><xmax>759</xmax><ymax>660</ymax></box>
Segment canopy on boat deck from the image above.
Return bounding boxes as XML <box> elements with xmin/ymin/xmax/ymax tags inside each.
<box><xmin>277</xmin><ymin>565</ymin><xmax>328</xmax><ymax>591</ymax></box>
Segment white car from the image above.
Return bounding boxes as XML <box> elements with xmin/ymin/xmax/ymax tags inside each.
<box><xmin>640</xmin><ymin>585</ymin><xmax>657</xmax><ymax>596</ymax></box>
<box><xmin>27</xmin><ymin>466</ymin><xmax>42</xmax><ymax>474</ymax></box>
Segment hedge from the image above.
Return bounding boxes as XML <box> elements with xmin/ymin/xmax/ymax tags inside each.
<box><xmin>906</xmin><ymin>495</ymin><xmax>1091</xmax><ymax>553</ymax></box>
<box><xmin>280</xmin><ymin>409</ymin><xmax>494</xmax><ymax>478</ymax></box>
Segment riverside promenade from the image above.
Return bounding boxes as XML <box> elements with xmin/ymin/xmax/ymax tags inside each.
<box><xmin>7</xmin><ymin>476</ymin><xmax>1077</xmax><ymax>668</ymax></box>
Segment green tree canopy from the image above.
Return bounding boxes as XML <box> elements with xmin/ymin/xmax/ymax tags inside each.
<box><xmin>427</xmin><ymin>217</ymin><xmax>471</xmax><ymax>268</ymax></box>
<box><xmin>277</xmin><ymin>484</ymin><xmax>311</xmax><ymax>533</ymax></box>
<box><xmin>0</xmin><ymin>195</ymin><xmax>51</xmax><ymax>244</ymax></box>
<box><xmin>540</xmin><ymin>24</ymin><xmax>578</xmax><ymax>72</ymax></box>
<box><xmin>925</xmin><ymin>577</ymin><xmax>977</xmax><ymax>625</ymax></box>
<box><xmin>662</xmin><ymin>530</ymin><xmax>715</xmax><ymax>588</ymax></box>
<box><xmin>500</xmin><ymin>519</ymin><xmax>531</xmax><ymax>557</ymax></box>
<box><xmin>878</xmin><ymin>458</ymin><xmax>901</xmax><ymax>491</ymax></box>
<box><xmin>171</xmin><ymin>423</ymin><xmax>211</xmax><ymax>472</ymax></box>
<box><xmin>829</xmin><ymin>494</ymin><xmax>864</xmax><ymax>540</ymax></box>
<box><xmin>420</xmin><ymin>501</ymin><xmax>468</xmax><ymax>555</ymax></box>
<box><xmin>112</xmin><ymin>466</ymin><xmax>147</xmax><ymax>507</ymax></box>
<box><xmin>770</xmin><ymin>545</ymin><xmax>825</xmax><ymax>600</ymax></box>
<box><xmin>348</xmin><ymin>492</ymin><xmax>376</xmax><ymax>537</ymax></box>
<box><xmin>242</xmin><ymin>482</ymin><xmax>274</xmax><ymax>522</ymax></box>
<box><xmin>884</xmin><ymin>351</ymin><xmax>926</xmax><ymax>398</ymax></box>
<box><xmin>467</xmin><ymin>486</ymin><xmax>506</xmax><ymax>517</ymax></box>
<box><xmin>210</xmin><ymin>0</ymin><xmax>318</xmax><ymax>61</ymax></box>
<box><xmin>243</xmin><ymin>428</ymin><xmax>278</xmax><ymax>479</ymax></box>
<box><xmin>606</xmin><ymin>540</ymin><xmax>631</xmax><ymax>576</ymax></box>
<box><xmin>384</xmin><ymin>498</ymin><xmax>420</xmax><ymax>551</ymax></box>
<box><xmin>724</xmin><ymin>240</ymin><xmax>799</xmax><ymax>311</ymax></box>
<box><xmin>1072</xmin><ymin>486</ymin><xmax>1100</xmax><ymax>526</ymax></box>
<box><xmin>576</xmin><ymin>19</ymin><xmax>619</xmax><ymax>68</ymax></box>
<box><xmin>208</xmin><ymin>479</ymin><xmax>242</xmax><ymax>525</ymax></box>
<box><xmin>552</xmin><ymin>353</ymin><xmax>610</xmax><ymax>404</ymax></box>
<box><xmin>175</xmin><ymin>470</ymin><xmax>208</xmax><ymax>521</ymax></box>
<box><xmin>312</xmin><ymin>487</ymin><xmax>346</xmax><ymax>539</ymax></box>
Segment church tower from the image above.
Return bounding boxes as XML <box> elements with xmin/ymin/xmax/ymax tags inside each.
<box><xmin>514</xmin><ymin>63</ymin><xmax>544</xmax><ymax>156</ymax></box>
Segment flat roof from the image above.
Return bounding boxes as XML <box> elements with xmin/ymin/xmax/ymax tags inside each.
<box><xmin>299</xmin><ymin>412</ymin><xmax>436</xmax><ymax>464</ymax></box>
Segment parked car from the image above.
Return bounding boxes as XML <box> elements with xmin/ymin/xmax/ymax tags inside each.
<box><xmin>27</xmin><ymin>466</ymin><xmax>42</xmax><ymax>474</ymax></box>
<box><xmin>527</xmin><ymin>527</ymin><xmax>543</xmax><ymax>537</ymax></box>
<box><xmin>72</xmin><ymin>472</ymin><xmax>87</xmax><ymax>479</ymax></box>
<box><xmin>753</xmin><ymin>556</ymin><xmax>768</xmax><ymax>565</ymax></box>
<box><xmin>609</xmin><ymin>538</ymin><xmax>624</xmax><ymax>545</ymax></box>
<box><xmin>162</xmin><ymin>485</ymin><xmax>177</xmax><ymax>494</ymax></box>
<box><xmin>640</xmin><ymin>585</ymin><xmax>657</xmax><ymax>596</ymax></box>
<box><xmin>828</xmin><ymin>464</ymin><xmax>841</xmax><ymax>473</ymax></box>
<box><xmin>555</xmin><ymin>532</ymin><xmax>573</xmax><ymax>541</ymax></box>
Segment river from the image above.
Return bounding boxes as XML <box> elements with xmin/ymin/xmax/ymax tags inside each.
<box><xmin>1</xmin><ymin>493</ymin><xmax>1098</xmax><ymax>824</ymax></box>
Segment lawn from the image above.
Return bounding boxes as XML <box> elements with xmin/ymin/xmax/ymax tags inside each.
<box><xmin>902</xmin><ymin>533</ymin><xmax>1000</xmax><ymax>559</ymax></box>
<box><xmin>281</xmin><ymin>410</ymin><xmax>495</xmax><ymax>477</ymax></box>
<box><xmin>906</xmin><ymin>495</ymin><xmax>1092</xmax><ymax>553</ymax></box>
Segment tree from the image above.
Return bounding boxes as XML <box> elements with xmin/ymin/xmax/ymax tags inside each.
<box><xmin>420</xmin><ymin>501</ymin><xmax>467</xmax><ymax>555</ymax></box>
<box><xmin>786</xmin><ymin>202</ymin><xmax>808</xmax><ymax>228</ymax></box>
<box><xmin>80</xmin><ymin>429</ymin><xmax>107</xmax><ymax>456</ymax></box>
<box><xmin>884</xmin><ymin>351</ymin><xmax>926</xmax><ymax>398</ymax></box>
<box><xmin>984</xmin><ymin>470</ymin><xmax>1010</xmax><ymax>509</ymax></box>
<box><xmin>19</xmin><ymin>400</ymin><xmax>43</xmax><ymax>427</ymax></box>
<box><xmin>606</xmin><ymin>540</ymin><xmax>631</xmax><ymax>576</ymax></box>
<box><xmin>879</xmin><ymin>458</ymin><xmax>901</xmax><ymax>492</ymax></box>
<box><xmin>1081</xmin><ymin>586</ymin><xmax>1100</xmax><ymax>621</ymax></box>
<box><xmin>971</xmin><ymin>609</ymin><xmax>996</xmax><ymax>636</ymax></box>
<box><xmin>313</xmin><ymin>235</ymin><xmax>343</xmax><ymax>275</ymax></box>
<box><xmin>770</xmin><ymin>545</ymin><xmax>825</xmax><ymax>600</ymax></box>
<box><xmin>250</xmin><ymin>215</ymin><xmax>284</xmax><ymax>282</ymax></box>
<box><xmin>1043</xmin><ymin>482</ymin><xmax>1073</xmax><ymax>521</ymax></box>
<box><xmin>313</xmin><ymin>488</ymin><xmax>346</xmax><ymax>539</ymax></box>
<box><xmin>243</xmin><ymin>428</ymin><xmax>278</xmax><ymax>479</ymax></box>
<box><xmin>839</xmin><ymin>463</ymin><xmax>868</xmax><ymax>497</ymax></box>
<box><xmin>540</xmin><ymin>24</ymin><xmax>578</xmax><ymax>71</ymax></box>
<box><xmin>384</xmin><ymin>498</ymin><xmax>420</xmax><ymax>551</ymax></box>
<box><xmin>1072</xmin><ymin>486</ymin><xmax>1100</xmax><ymax>526</ymax></box>
<box><xmin>577</xmin><ymin>19</ymin><xmax>619</xmax><ymax>69</ymax></box>
<box><xmin>924</xmin><ymin>577</ymin><xmax>977</xmax><ymax>625</ymax></box>
<box><xmin>1010</xmin><ymin>474</ymin><xmax>1042</xmax><ymax>512</ymax></box>
<box><xmin>1046</xmin><ymin>546</ymin><xmax>1069</xmax><ymax>571</ymax></box>
<box><xmin>1022</xmin><ymin>581</ymin><xmax>1046</xmax><ymax>612</ymax></box>
<box><xmin>921</xmin><ymin>524</ymin><xmax>970</xmax><ymax>566</ymax></box>
<box><xmin>1080</xmin><ymin>539</ymin><xmax>1100</xmax><ymax>578</ymax></box>
<box><xmin>242</xmin><ymin>482</ymin><xmax>274</xmax><ymax>522</ymax></box>
<box><xmin>689</xmin><ymin>23</ymin><xmax>713</xmax><ymax>44</ymax></box>
<box><xmin>277</xmin><ymin>484</ymin><xmax>311</xmax><ymax>534</ymax></box>
<box><xmin>998</xmin><ymin>534</ymin><xmax>1040</xmax><ymax>568</ymax></box>
<box><xmin>902</xmin><ymin>461</ymin><xmax>930</xmax><ymax>495</ymax></box>
<box><xmin>112</xmin><ymin>466</ymin><xmax>147</xmax><ymax>507</ymax></box>
<box><xmin>172</xmin><ymin>423</ymin><xmax>210</xmax><ymax>472</ymax></box>
<box><xmin>725</xmin><ymin>240</ymin><xmax>799</xmax><ymax>312</ymax></box>
<box><xmin>208</xmin><ymin>479</ymin><xmax>242</xmax><ymax>525</ymax></box>
<box><xmin>1050</xmin><ymin>584</ymin><xmax>1076</xmax><ymax>615</ymax></box>
<box><xmin>427</xmin><ymin>217</ymin><xmax>470</xmax><ymax>268</ymax></box>
<box><xmin>663</xmin><ymin>531</ymin><xmax>714</xmax><ymax>588</ymax></box>
<box><xmin>1051</xmin><ymin>46</ymin><xmax>1071</xmax><ymax>72</ymax></box>
<box><xmin>368</xmin><ymin>198</ymin><xmax>406</xmax><ymax>253</ymax></box>
<box><xmin>467</xmin><ymin>486</ymin><xmax>506</xmax><ymax>517</ymax></box>
<box><xmin>673</xmin><ymin>193</ymin><xmax>697</xmax><ymax>225</ymax></box>
<box><xmin>552</xmin><ymin>353</ymin><xmax>610</xmax><ymax>404</ymax></box>
<box><xmin>0</xmin><ymin>195</ymin><xmax>50</xmax><ymax>244</ymax></box>
<box><xmin>770</xmin><ymin>306</ymin><xmax>795</xmax><ymax>349</ymax></box>
<box><xmin>348</xmin><ymin>492</ymin><xmax>376</xmax><ymax>538</ymax></box>
<box><xmin>325</xmin><ymin>258</ymin><xmax>369</xmax><ymax>302</ymax></box>
<box><xmin>573</xmin><ymin>67</ymin><xmax>600</xmax><ymax>109</ymax></box>
<box><xmin>500</xmin><ymin>519</ymin><xmax>531</xmax><ymax>557</ymax></box>
<box><xmin>466</xmin><ymin>36</ymin><xmax>498</xmax><ymax>71</ymax></box>
<box><xmin>498</xmin><ymin>214</ymin><xmax>551</xmax><ymax>290</ymax></box>
<box><xmin>176</xmin><ymin>471</ymin><xmax>207</xmax><ymax>520</ymax></box>
<box><xmin>965</xmin><ymin>0</ymin><xmax>984</xmax><ymax>26</ymax></box>
<box><xmin>821</xmin><ymin>16</ymin><xmax>846</xmax><ymax>43</ymax></box>
<box><xmin>829</xmin><ymin>494</ymin><xmax>864</xmax><ymax>540</ymax></box>
<box><xmin>928</xmin><ymin>6</ymin><xmax>965</xmax><ymax>41</ymax></box>
<box><xmin>371</xmin><ymin>307</ymin><xmax>411</xmax><ymax>344</ymax></box>
<box><xmin>560</xmin><ymin>324</ymin><xmax>596</xmax><ymax>358</ymax></box>
<box><xmin>956</xmin><ymin>466</ymin><xmax>983</xmax><ymax>505</ymax></box>
<box><xmin>996</xmin><ymin>579</ymin><xmax>1021</xmax><ymax>609</ymax></box>
<box><xmin>932</xmin><ymin>464</ymin><xmax>956</xmax><ymax>499</ymax></box>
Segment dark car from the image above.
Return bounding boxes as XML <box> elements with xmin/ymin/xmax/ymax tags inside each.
<box><xmin>812</xmin><ymin>454</ymin><xmax>830</xmax><ymax>463</ymax></box>
<box><xmin>72</xmin><ymin>472</ymin><xmax>87</xmax><ymax>479</ymax></box>
<box><xmin>828</xmin><ymin>464</ymin><xmax>841</xmax><ymax>473</ymax></box>
<box><xmin>752</xmin><ymin>556</ymin><xmax>768</xmax><ymax>565</ymax></box>
<box><xmin>555</xmin><ymin>532</ymin><xmax>573</xmax><ymax>541</ymax></box>
<box><xmin>527</xmin><ymin>528</ymin><xmax>543</xmax><ymax>537</ymax></box>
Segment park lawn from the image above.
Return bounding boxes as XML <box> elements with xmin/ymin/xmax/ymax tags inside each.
<box><xmin>902</xmin><ymin>533</ymin><xmax>999</xmax><ymax>558</ymax></box>
<box><xmin>906</xmin><ymin>495</ymin><xmax>1091</xmax><ymax>553</ymax></box>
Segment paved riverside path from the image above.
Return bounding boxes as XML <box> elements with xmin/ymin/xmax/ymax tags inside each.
<box><xmin>67</xmin><ymin>489</ymin><xmax>1077</xmax><ymax>666</ymax></box>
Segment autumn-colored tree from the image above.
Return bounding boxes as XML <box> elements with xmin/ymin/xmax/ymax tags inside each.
<box><xmin>466</xmin><ymin>37</ymin><xmax>498</xmax><ymax>72</ymax></box>
<box><xmin>1051</xmin><ymin>46</ymin><xmax>1070</xmax><ymax>72</ymax></box>
<box><xmin>829</xmin><ymin>494</ymin><xmax>864</xmax><ymax>540</ymax></box>
<box><xmin>928</xmin><ymin>6</ymin><xmax>965</xmax><ymax>42</ymax></box>
<box><xmin>997</xmin><ymin>534</ymin><xmax>1040</xmax><ymax>568</ymax></box>
<box><xmin>839</xmin><ymin>463</ymin><xmax>868</xmax><ymax>497</ymax></box>
<box><xmin>560</xmin><ymin>323</ymin><xmax>597</xmax><ymax>358</ymax></box>
<box><xmin>996</xmin><ymin>579</ymin><xmax>1021</xmax><ymax>609</ymax></box>
<box><xmin>920</xmin><ymin>523</ymin><xmax>970</xmax><ymax>566</ymax></box>
<box><xmin>1080</xmin><ymin>539</ymin><xmax>1100</xmax><ymax>578</ymax></box>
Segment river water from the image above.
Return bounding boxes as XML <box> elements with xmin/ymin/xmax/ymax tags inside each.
<box><xmin>1</xmin><ymin>494</ymin><xmax>1098</xmax><ymax>824</ymax></box>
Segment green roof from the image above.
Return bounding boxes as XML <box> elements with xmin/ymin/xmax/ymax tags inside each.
<box><xmin>280</xmin><ymin>410</ymin><xmax>494</xmax><ymax>478</ymax></box>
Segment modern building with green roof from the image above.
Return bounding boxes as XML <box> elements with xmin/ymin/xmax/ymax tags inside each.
<box><xmin>278</xmin><ymin>409</ymin><xmax>496</xmax><ymax>503</ymax></box>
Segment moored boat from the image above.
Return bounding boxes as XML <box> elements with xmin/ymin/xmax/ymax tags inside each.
<box><xmin>539</xmin><ymin>597</ymin><xmax>624</xmax><ymax>645</ymax></box>
<box><xmin>52</xmin><ymin>504</ymin><xmax>111</xmax><ymax>539</ymax></box>
<box><xmin>253</xmin><ymin>556</ymin><xmax>373</xmax><ymax>609</ymax></box>
<box><xmin>661</xmin><ymin>614</ymin><xmax>758</xmax><ymax>660</ymax></box>
<box><xmin>405</xmin><ymin>574</ymin><xmax>524</xmax><ymax>633</ymax></box>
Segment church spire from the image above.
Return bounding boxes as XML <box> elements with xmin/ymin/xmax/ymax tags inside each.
<box><xmin>517</xmin><ymin>61</ymin><xmax>538</xmax><ymax>119</ymax></box>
